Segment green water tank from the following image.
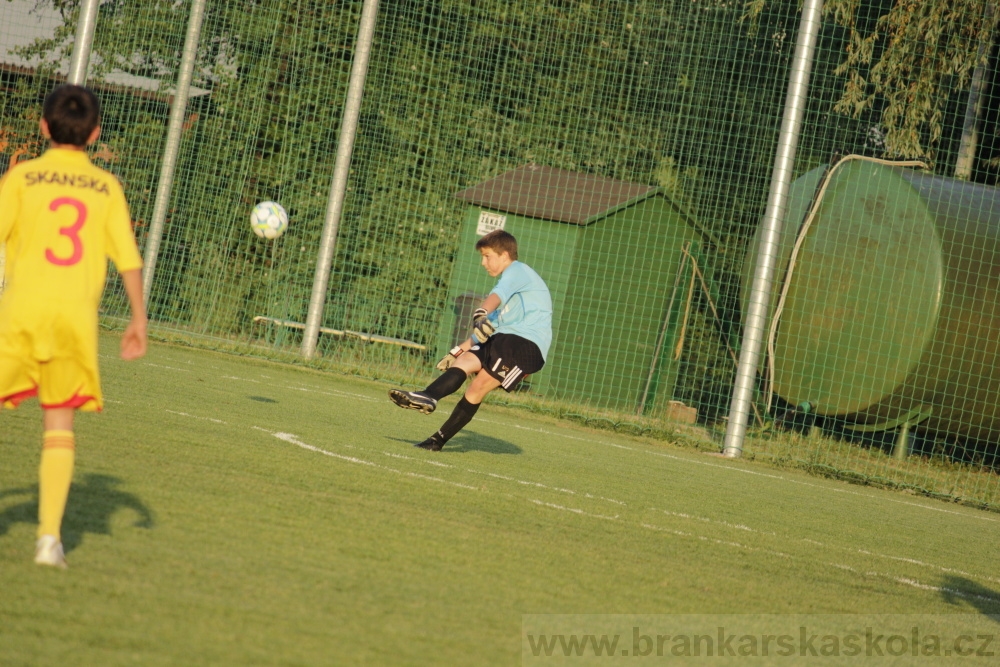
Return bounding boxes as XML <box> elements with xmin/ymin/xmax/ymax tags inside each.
<box><xmin>745</xmin><ymin>159</ymin><xmax>1000</xmax><ymax>441</ymax></box>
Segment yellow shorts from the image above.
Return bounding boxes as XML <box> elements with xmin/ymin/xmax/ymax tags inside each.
<box><xmin>0</xmin><ymin>299</ymin><xmax>102</xmax><ymax>412</ymax></box>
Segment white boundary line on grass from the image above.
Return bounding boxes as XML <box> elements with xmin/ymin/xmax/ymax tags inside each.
<box><xmin>259</xmin><ymin>428</ymin><xmax>481</xmax><ymax>492</ymax></box>
<box><xmin>530</xmin><ymin>499</ymin><xmax>618</xmax><ymax>521</ymax></box>
<box><xmin>465</xmin><ymin>470</ymin><xmax>627</xmax><ymax>507</ymax></box>
<box><xmin>283</xmin><ymin>385</ymin><xmax>379</xmax><ymax>402</ymax></box>
<box><xmin>474</xmin><ymin>470</ymin><xmax>578</xmax><ymax>496</ymax></box>
<box><xmin>649</xmin><ymin>507</ymin><xmax>770</xmax><ymax>535</ymax></box>
<box><xmin>165</xmin><ymin>409</ymin><xmax>227</xmax><ymax>424</ymax></box>
<box><xmin>847</xmin><ymin>546</ymin><xmax>1000</xmax><ymax>587</ymax></box>
<box><xmin>159</xmin><ymin>408</ymin><xmax>999</xmax><ymax>604</ymax></box>
<box><xmin>643</xmin><ymin>509</ymin><xmax>1000</xmax><ymax>589</ymax></box>
<box><xmin>385</xmin><ymin>450</ymin><xmax>627</xmax><ymax>506</ymax></box>
<box><xmin>213</xmin><ymin>370</ymin><xmax>381</xmax><ymax>403</ymax></box>
<box><xmin>167</xmin><ymin>410</ymin><xmax>1000</xmax><ymax>583</ymax></box>
<box><xmin>476</xmin><ymin>417</ymin><xmax>1000</xmax><ymax>524</ymax></box>
<box><xmin>111</xmin><ymin>353</ymin><xmax>988</xmax><ymax>522</ymax></box>
<box><xmin>260</xmin><ymin>427</ymin><xmax>628</xmax><ymax>520</ymax></box>
<box><xmin>640</xmin><ymin>522</ymin><xmax>791</xmax><ymax>559</ymax></box>
<box><xmin>641</xmin><ymin>518</ymin><xmax>1000</xmax><ymax>606</ymax></box>
<box><xmin>488</xmin><ymin>428</ymin><xmax>1000</xmax><ymax>592</ymax></box>
<box><xmin>132</xmin><ymin>357</ymin><xmax>999</xmax><ymax>525</ymax></box>
<box><xmin>264</xmin><ymin>415</ymin><xmax>1000</xmax><ymax>601</ymax></box>
<box><xmin>143</xmin><ymin>362</ymin><xmax>191</xmax><ymax>372</ymax></box>
<box><xmin>221</xmin><ymin>375</ymin><xmax>259</xmax><ymax>383</ymax></box>
<box><xmin>829</xmin><ymin>563</ymin><xmax>1000</xmax><ymax>606</ymax></box>
<box><xmin>383</xmin><ymin>451</ymin><xmax>453</xmax><ymax>467</ymax></box>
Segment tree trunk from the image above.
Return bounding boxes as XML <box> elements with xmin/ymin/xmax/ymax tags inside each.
<box><xmin>955</xmin><ymin>4</ymin><xmax>995</xmax><ymax>180</ymax></box>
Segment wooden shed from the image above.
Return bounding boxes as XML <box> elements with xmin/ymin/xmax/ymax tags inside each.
<box><xmin>440</xmin><ymin>164</ymin><xmax>716</xmax><ymax>416</ymax></box>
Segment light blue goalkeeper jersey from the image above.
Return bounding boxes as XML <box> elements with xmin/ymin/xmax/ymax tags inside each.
<box><xmin>488</xmin><ymin>260</ymin><xmax>552</xmax><ymax>360</ymax></box>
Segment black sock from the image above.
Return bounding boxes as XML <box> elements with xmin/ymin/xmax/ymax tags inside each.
<box><xmin>423</xmin><ymin>367</ymin><xmax>467</xmax><ymax>400</ymax></box>
<box><xmin>430</xmin><ymin>397</ymin><xmax>481</xmax><ymax>444</ymax></box>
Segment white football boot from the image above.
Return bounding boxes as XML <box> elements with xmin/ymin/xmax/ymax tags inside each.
<box><xmin>34</xmin><ymin>534</ymin><xmax>68</xmax><ymax>569</ymax></box>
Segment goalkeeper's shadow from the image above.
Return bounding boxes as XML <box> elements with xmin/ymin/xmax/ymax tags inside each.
<box><xmin>445</xmin><ymin>430</ymin><xmax>522</xmax><ymax>455</ymax></box>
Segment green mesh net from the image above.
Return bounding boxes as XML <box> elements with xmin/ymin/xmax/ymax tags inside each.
<box><xmin>3</xmin><ymin>0</ymin><xmax>1000</xmax><ymax>509</ymax></box>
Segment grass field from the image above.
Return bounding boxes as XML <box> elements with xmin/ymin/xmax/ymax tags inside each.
<box><xmin>2</xmin><ymin>335</ymin><xmax>1000</xmax><ymax>665</ymax></box>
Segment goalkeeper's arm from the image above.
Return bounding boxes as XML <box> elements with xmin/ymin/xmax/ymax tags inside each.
<box><xmin>436</xmin><ymin>295</ymin><xmax>504</xmax><ymax>370</ymax></box>
<box><xmin>471</xmin><ymin>294</ymin><xmax>502</xmax><ymax>343</ymax></box>
<box><xmin>473</xmin><ymin>294</ymin><xmax>502</xmax><ymax>323</ymax></box>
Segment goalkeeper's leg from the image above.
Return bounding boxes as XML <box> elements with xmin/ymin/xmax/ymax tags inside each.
<box><xmin>423</xmin><ymin>345</ymin><xmax>487</xmax><ymax>399</ymax></box>
<box><xmin>388</xmin><ymin>348</ymin><xmax>481</xmax><ymax>414</ymax></box>
<box><xmin>416</xmin><ymin>371</ymin><xmax>500</xmax><ymax>451</ymax></box>
<box><xmin>423</xmin><ymin>367</ymin><xmax>466</xmax><ymax>400</ymax></box>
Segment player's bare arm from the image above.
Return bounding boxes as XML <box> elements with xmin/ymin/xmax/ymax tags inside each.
<box><xmin>477</xmin><ymin>293</ymin><xmax>501</xmax><ymax>316</ymax></box>
<box><xmin>438</xmin><ymin>293</ymin><xmax>504</xmax><ymax>370</ymax></box>
<box><xmin>120</xmin><ymin>269</ymin><xmax>147</xmax><ymax>361</ymax></box>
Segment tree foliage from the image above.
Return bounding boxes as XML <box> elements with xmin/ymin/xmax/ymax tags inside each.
<box><xmin>4</xmin><ymin>0</ymin><xmax>807</xmax><ymax>418</ymax></box>
<box><xmin>750</xmin><ymin>0</ymin><xmax>999</xmax><ymax>163</ymax></box>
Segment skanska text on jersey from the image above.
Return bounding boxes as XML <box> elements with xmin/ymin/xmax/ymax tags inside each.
<box><xmin>24</xmin><ymin>171</ymin><xmax>110</xmax><ymax>195</ymax></box>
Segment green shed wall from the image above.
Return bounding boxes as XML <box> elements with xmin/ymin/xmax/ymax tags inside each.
<box><xmin>551</xmin><ymin>197</ymin><xmax>702</xmax><ymax>412</ymax></box>
<box><xmin>440</xmin><ymin>195</ymin><xmax>704</xmax><ymax>415</ymax></box>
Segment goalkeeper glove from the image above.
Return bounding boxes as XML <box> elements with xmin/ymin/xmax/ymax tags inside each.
<box><xmin>471</xmin><ymin>307</ymin><xmax>495</xmax><ymax>343</ymax></box>
<box><xmin>472</xmin><ymin>317</ymin><xmax>495</xmax><ymax>344</ymax></box>
<box><xmin>436</xmin><ymin>346</ymin><xmax>465</xmax><ymax>371</ymax></box>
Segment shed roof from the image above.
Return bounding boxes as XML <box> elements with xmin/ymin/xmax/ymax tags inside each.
<box><xmin>454</xmin><ymin>164</ymin><xmax>660</xmax><ymax>226</ymax></box>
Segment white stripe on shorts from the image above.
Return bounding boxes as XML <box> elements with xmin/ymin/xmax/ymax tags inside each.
<box><xmin>502</xmin><ymin>366</ymin><xmax>523</xmax><ymax>389</ymax></box>
<box><xmin>492</xmin><ymin>357</ymin><xmax>503</xmax><ymax>372</ymax></box>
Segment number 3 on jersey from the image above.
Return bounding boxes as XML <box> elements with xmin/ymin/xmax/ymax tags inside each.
<box><xmin>45</xmin><ymin>197</ymin><xmax>87</xmax><ymax>267</ymax></box>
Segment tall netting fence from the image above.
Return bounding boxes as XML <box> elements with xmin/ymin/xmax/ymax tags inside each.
<box><xmin>3</xmin><ymin>0</ymin><xmax>1000</xmax><ymax>509</ymax></box>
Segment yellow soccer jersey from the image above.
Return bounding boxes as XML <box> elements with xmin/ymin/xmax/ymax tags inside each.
<box><xmin>0</xmin><ymin>147</ymin><xmax>142</xmax><ymax>411</ymax></box>
<box><xmin>0</xmin><ymin>147</ymin><xmax>142</xmax><ymax>305</ymax></box>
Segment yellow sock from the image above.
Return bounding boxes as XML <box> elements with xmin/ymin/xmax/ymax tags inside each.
<box><xmin>38</xmin><ymin>430</ymin><xmax>75</xmax><ymax>540</ymax></box>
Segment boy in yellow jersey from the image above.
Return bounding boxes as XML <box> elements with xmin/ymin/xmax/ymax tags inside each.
<box><xmin>0</xmin><ymin>84</ymin><xmax>147</xmax><ymax>568</ymax></box>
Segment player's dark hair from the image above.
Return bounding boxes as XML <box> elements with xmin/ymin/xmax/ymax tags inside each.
<box><xmin>43</xmin><ymin>84</ymin><xmax>101</xmax><ymax>147</ymax></box>
<box><xmin>475</xmin><ymin>229</ymin><xmax>518</xmax><ymax>261</ymax></box>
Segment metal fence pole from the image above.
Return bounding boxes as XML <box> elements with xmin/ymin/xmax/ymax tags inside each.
<box><xmin>301</xmin><ymin>0</ymin><xmax>380</xmax><ymax>359</ymax></box>
<box><xmin>141</xmin><ymin>0</ymin><xmax>209</xmax><ymax>307</ymax></box>
<box><xmin>66</xmin><ymin>0</ymin><xmax>100</xmax><ymax>84</ymax></box>
<box><xmin>33</xmin><ymin>0</ymin><xmax>98</xmax><ymax>300</ymax></box>
<box><xmin>722</xmin><ymin>0</ymin><xmax>824</xmax><ymax>458</ymax></box>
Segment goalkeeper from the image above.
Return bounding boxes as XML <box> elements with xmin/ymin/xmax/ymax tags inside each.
<box><xmin>389</xmin><ymin>229</ymin><xmax>551</xmax><ymax>451</ymax></box>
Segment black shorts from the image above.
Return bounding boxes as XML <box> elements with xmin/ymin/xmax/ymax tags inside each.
<box><xmin>468</xmin><ymin>333</ymin><xmax>545</xmax><ymax>392</ymax></box>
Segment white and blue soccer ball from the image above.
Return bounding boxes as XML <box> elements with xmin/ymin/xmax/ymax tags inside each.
<box><xmin>250</xmin><ymin>201</ymin><xmax>288</xmax><ymax>240</ymax></box>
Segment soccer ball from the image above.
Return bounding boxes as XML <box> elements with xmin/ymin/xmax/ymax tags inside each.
<box><xmin>250</xmin><ymin>201</ymin><xmax>288</xmax><ymax>239</ymax></box>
